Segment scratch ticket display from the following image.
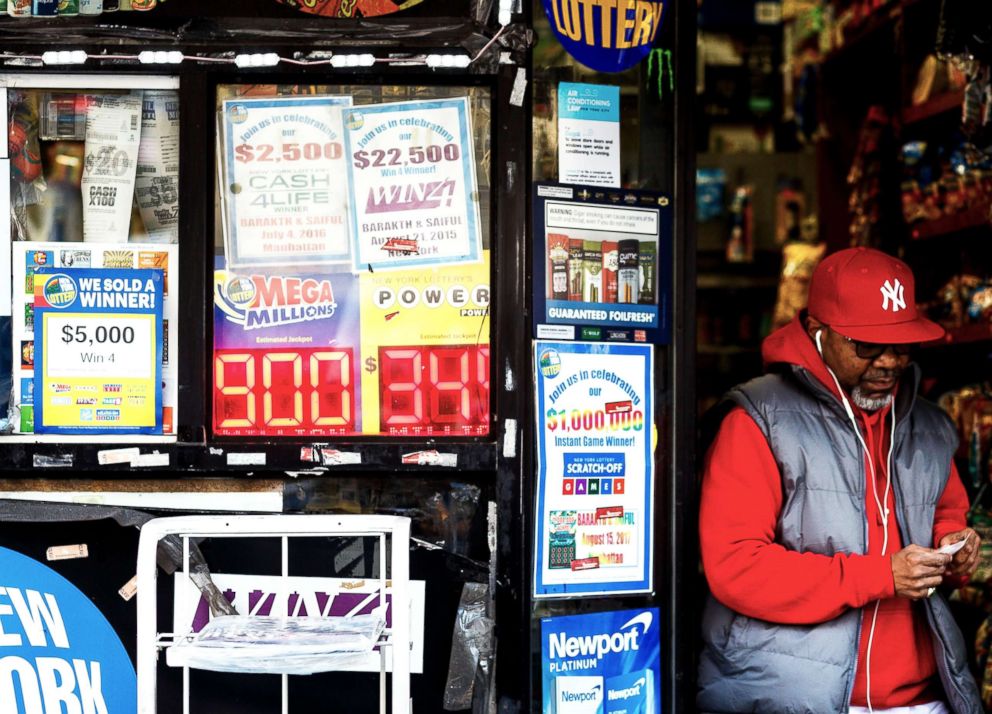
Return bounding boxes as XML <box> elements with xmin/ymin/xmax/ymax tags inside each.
<box><xmin>534</xmin><ymin>341</ymin><xmax>654</xmax><ymax>597</ymax></box>
<box><xmin>134</xmin><ymin>90</ymin><xmax>180</xmax><ymax>243</ymax></box>
<box><xmin>213</xmin><ymin>250</ymin><xmax>490</xmax><ymax>437</ymax></box>
<box><xmin>81</xmin><ymin>94</ymin><xmax>142</xmax><ymax>244</ymax></box>
<box><xmin>12</xmin><ymin>242</ymin><xmax>179</xmax><ymax>436</ymax></box>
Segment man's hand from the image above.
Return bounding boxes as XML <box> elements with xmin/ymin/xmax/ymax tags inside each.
<box><xmin>891</xmin><ymin>545</ymin><xmax>951</xmax><ymax>600</ymax></box>
<box><xmin>939</xmin><ymin>528</ymin><xmax>981</xmax><ymax>579</ymax></box>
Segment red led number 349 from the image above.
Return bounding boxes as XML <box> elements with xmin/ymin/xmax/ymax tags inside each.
<box><xmin>213</xmin><ymin>345</ymin><xmax>490</xmax><ymax>436</ymax></box>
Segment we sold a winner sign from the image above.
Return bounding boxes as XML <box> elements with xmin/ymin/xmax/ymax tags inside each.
<box><xmin>34</xmin><ymin>268</ymin><xmax>164</xmax><ymax>434</ymax></box>
<box><xmin>0</xmin><ymin>547</ymin><xmax>136</xmax><ymax>713</ymax></box>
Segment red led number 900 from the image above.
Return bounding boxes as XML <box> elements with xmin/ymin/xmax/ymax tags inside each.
<box><xmin>214</xmin><ymin>347</ymin><xmax>354</xmax><ymax>436</ymax></box>
<box><xmin>213</xmin><ymin>345</ymin><xmax>489</xmax><ymax>436</ymax></box>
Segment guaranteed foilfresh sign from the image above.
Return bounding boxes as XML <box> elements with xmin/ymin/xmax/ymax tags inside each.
<box><xmin>534</xmin><ymin>341</ymin><xmax>654</xmax><ymax>597</ymax></box>
<box><xmin>344</xmin><ymin>98</ymin><xmax>482</xmax><ymax>271</ymax></box>
<box><xmin>223</xmin><ymin>96</ymin><xmax>354</xmax><ymax>270</ymax></box>
<box><xmin>34</xmin><ymin>267</ymin><xmax>163</xmax><ymax>434</ymax></box>
<box><xmin>0</xmin><ymin>546</ymin><xmax>136</xmax><ymax>713</ymax></box>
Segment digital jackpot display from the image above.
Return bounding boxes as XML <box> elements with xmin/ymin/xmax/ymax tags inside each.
<box><xmin>212</xmin><ymin>252</ymin><xmax>491</xmax><ymax>437</ymax></box>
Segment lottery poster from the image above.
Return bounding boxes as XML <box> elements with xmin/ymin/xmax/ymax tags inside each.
<box><xmin>343</xmin><ymin>98</ymin><xmax>482</xmax><ymax>271</ymax></box>
<box><xmin>33</xmin><ymin>267</ymin><xmax>163</xmax><ymax>434</ymax></box>
<box><xmin>221</xmin><ymin>95</ymin><xmax>354</xmax><ymax>270</ymax></box>
<box><xmin>12</xmin><ymin>243</ymin><xmax>179</xmax><ymax>436</ymax></box>
<box><xmin>541</xmin><ymin>608</ymin><xmax>661</xmax><ymax>714</ymax></box>
<box><xmin>212</xmin><ymin>250</ymin><xmax>490</xmax><ymax>437</ymax></box>
<box><xmin>213</xmin><ymin>257</ymin><xmax>361</xmax><ymax>437</ymax></box>
<box><xmin>358</xmin><ymin>251</ymin><xmax>490</xmax><ymax>436</ymax></box>
<box><xmin>533</xmin><ymin>183</ymin><xmax>671</xmax><ymax>345</ymax></box>
<box><xmin>534</xmin><ymin>341</ymin><xmax>654</xmax><ymax>598</ymax></box>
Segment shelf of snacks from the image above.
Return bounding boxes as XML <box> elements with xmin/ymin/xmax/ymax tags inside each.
<box><xmin>909</xmin><ymin>204</ymin><xmax>991</xmax><ymax>241</ymax></box>
<box><xmin>822</xmin><ymin>0</ymin><xmax>904</xmax><ymax>65</ymax></box>
<box><xmin>902</xmin><ymin>90</ymin><xmax>965</xmax><ymax>126</ymax></box>
<box><xmin>696</xmin><ymin>345</ymin><xmax>762</xmax><ymax>356</ymax></box>
<box><xmin>696</xmin><ymin>274</ymin><xmax>780</xmax><ymax>290</ymax></box>
<box><xmin>923</xmin><ymin>323</ymin><xmax>992</xmax><ymax>348</ymax></box>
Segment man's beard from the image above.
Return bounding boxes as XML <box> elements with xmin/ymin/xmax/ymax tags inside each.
<box><xmin>851</xmin><ymin>386</ymin><xmax>893</xmax><ymax>412</ymax></box>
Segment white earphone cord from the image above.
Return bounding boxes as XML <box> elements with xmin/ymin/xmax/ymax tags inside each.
<box><xmin>816</xmin><ymin>330</ymin><xmax>895</xmax><ymax>713</ymax></box>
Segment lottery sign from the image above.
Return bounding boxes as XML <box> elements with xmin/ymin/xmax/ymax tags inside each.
<box><xmin>534</xmin><ymin>341</ymin><xmax>654</xmax><ymax>597</ymax></box>
<box><xmin>344</xmin><ymin>98</ymin><xmax>482</xmax><ymax>271</ymax></box>
<box><xmin>213</xmin><ymin>251</ymin><xmax>490</xmax><ymax>437</ymax></box>
<box><xmin>34</xmin><ymin>267</ymin><xmax>163</xmax><ymax>435</ymax></box>
<box><xmin>222</xmin><ymin>95</ymin><xmax>354</xmax><ymax>270</ymax></box>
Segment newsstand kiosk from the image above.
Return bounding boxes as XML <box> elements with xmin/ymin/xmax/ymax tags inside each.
<box><xmin>0</xmin><ymin>0</ymin><xmax>695</xmax><ymax>711</ymax></box>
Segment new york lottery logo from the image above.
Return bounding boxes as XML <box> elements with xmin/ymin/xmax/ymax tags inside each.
<box><xmin>42</xmin><ymin>274</ymin><xmax>77</xmax><ymax>308</ymax></box>
<box><xmin>215</xmin><ymin>271</ymin><xmax>337</xmax><ymax>330</ymax></box>
<box><xmin>539</xmin><ymin>349</ymin><xmax>562</xmax><ymax>379</ymax></box>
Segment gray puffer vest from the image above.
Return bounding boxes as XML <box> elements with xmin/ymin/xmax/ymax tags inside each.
<box><xmin>697</xmin><ymin>364</ymin><xmax>982</xmax><ymax>714</ymax></box>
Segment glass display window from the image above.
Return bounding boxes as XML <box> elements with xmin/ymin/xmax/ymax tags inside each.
<box><xmin>212</xmin><ymin>84</ymin><xmax>492</xmax><ymax>438</ymax></box>
<box><xmin>3</xmin><ymin>74</ymin><xmax>180</xmax><ymax>441</ymax></box>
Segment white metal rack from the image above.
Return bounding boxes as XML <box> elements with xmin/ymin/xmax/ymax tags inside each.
<box><xmin>136</xmin><ymin>514</ymin><xmax>411</xmax><ymax>714</ymax></box>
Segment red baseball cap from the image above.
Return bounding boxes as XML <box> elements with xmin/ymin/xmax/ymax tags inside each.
<box><xmin>807</xmin><ymin>247</ymin><xmax>944</xmax><ymax>344</ymax></box>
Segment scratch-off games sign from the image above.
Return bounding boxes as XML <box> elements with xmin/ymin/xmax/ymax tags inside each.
<box><xmin>541</xmin><ymin>608</ymin><xmax>660</xmax><ymax>714</ymax></box>
<box><xmin>534</xmin><ymin>341</ymin><xmax>653</xmax><ymax>598</ymax></box>
<box><xmin>0</xmin><ymin>546</ymin><xmax>136</xmax><ymax>713</ymax></box>
<box><xmin>542</xmin><ymin>0</ymin><xmax>666</xmax><ymax>72</ymax></box>
<box><xmin>34</xmin><ymin>268</ymin><xmax>163</xmax><ymax>435</ymax></box>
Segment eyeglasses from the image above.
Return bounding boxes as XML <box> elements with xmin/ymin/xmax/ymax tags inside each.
<box><xmin>843</xmin><ymin>336</ymin><xmax>915</xmax><ymax>360</ymax></box>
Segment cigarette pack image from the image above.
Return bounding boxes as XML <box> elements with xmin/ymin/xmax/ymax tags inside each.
<box><xmin>605</xmin><ymin>668</ymin><xmax>655</xmax><ymax>714</ymax></box>
<box><xmin>554</xmin><ymin>675</ymin><xmax>604</xmax><ymax>713</ymax></box>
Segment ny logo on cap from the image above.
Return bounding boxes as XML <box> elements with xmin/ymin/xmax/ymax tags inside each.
<box><xmin>880</xmin><ymin>279</ymin><xmax>906</xmax><ymax>313</ymax></box>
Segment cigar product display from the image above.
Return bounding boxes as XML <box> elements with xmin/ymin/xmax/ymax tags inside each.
<box><xmin>582</xmin><ymin>240</ymin><xmax>602</xmax><ymax>303</ymax></box>
<box><xmin>568</xmin><ymin>238</ymin><xmax>584</xmax><ymax>302</ymax></box>
<box><xmin>638</xmin><ymin>241</ymin><xmax>656</xmax><ymax>305</ymax></box>
<box><xmin>601</xmin><ymin>240</ymin><xmax>618</xmax><ymax>303</ymax></box>
<box><xmin>548</xmin><ymin>233</ymin><xmax>570</xmax><ymax>300</ymax></box>
<box><xmin>545</xmin><ymin>234</ymin><xmax>657</xmax><ymax>305</ymax></box>
<box><xmin>617</xmin><ymin>239</ymin><xmax>640</xmax><ymax>304</ymax></box>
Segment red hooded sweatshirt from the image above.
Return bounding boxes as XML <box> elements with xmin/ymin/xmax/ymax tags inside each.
<box><xmin>699</xmin><ymin>316</ymin><xmax>969</xmax><ymax>708</ymax></box>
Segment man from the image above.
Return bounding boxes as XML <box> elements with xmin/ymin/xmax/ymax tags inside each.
<box><xmin>697</xmin><ymin>247</ymin><xmax>982</xmax><ymax>714</ymax></box>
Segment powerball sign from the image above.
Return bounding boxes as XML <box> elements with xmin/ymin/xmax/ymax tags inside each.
<box><xmin>34</xmin><ymin>268</ymin><xmax>163</xmax><ymax>434</ymax></box>
<box><xmin>533</xmin><ymin>341</ymin><xmax>654</xmax><ymax>597</ymax></box>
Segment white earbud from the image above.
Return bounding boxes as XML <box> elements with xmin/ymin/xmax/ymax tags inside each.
<box><xmin>811</xmin><ymin>326</ymin><xmax>893</xmax><ymax>713</ymax></box>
